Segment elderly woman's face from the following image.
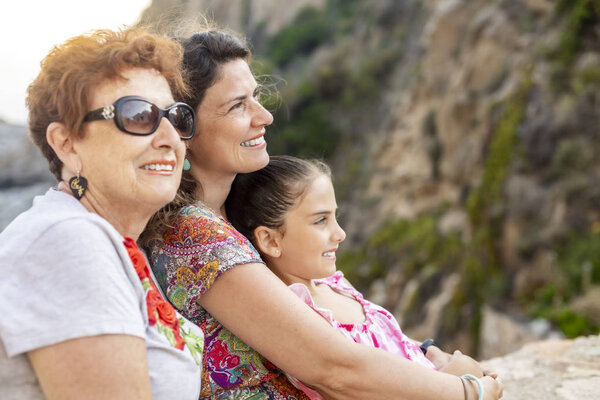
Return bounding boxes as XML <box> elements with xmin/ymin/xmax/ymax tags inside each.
<box><xmin>188</xmin><ymin>58</ymin><xmax>273</xmax><ymax>177</ymax></box>
<box><xmin>73</xmin><ymin>68</ymin><xmax>186</xmax><ymax>215</ymax></box>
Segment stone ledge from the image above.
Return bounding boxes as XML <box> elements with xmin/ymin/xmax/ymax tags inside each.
<box><xmin>481</xmin><ymin>335</ymin><xmax>600</xmax><ymax>400</ymax></box>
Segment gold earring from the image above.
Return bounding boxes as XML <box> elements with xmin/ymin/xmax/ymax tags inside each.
<box><xmin>69</xmin><ymin>171</ymin><xmax>88</xmax><ymax>200</ymax></box>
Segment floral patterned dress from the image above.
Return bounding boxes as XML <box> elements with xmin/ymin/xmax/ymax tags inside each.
<box><xmin>148</xmin><ymin>202</ymin><xmax>310</xmax><ymax>400</ymax></box>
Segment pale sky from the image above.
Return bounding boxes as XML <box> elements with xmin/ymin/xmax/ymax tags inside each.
<box><xmin>0</xmin><ymin>0</ymin><xmax>152</xmax><ymax>126</ymax></box>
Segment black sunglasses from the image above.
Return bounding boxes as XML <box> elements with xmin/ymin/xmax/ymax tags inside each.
<box><xmin>83</xmin><ymin>96</ymin><xmax>196</xmax><ymax>140</ymax></box>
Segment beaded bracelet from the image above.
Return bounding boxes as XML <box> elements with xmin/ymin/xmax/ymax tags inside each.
<box><xmin>461</xmin><ymin>374</ymin><xmax>484</xmax><ymax>400</ymax></box>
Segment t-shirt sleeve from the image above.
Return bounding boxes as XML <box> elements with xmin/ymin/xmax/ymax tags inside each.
<box><xmin>0</xmin><ymin>218</ymin><xmax>145</xmax><ymax>357</ymax></box>
<box><xmin>148</xmin><ymin>206</ymin><xmax>263</xmax><ymax>321</ymax></box>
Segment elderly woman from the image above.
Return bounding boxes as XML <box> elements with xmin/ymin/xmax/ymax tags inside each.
<box><xmin>145</xmin><ymin>30</ymin><xmax>503</xmax><ymax>400</ymax></box>
<box><xmin>0</xmin><ymin>28</ymin><xmax>204</xmax><ymax>399</ymax></box>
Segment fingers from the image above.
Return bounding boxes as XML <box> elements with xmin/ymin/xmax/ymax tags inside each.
<box><xmin>481</xmin><ymin>375</ymin><xmax>504</xmax><ymax>399</ymax></box>
<box><xmin>424</xmin><ymin>345</ymin><xmax>449</xmax><ymax>369</ymax></box>
<box><xmin>496</xmin><ymin>376</ymin><xmax>504</xmax><ymax>397</ymax></box>
<box><xmin>483</xmin><ymin>369</ymin><xmax>499</xmax><ymax>379</ymax></box>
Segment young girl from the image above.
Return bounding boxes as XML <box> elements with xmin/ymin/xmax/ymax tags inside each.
<box><xmin>226</xmin><ymin>155</ymin><xmax>492</xmax><ymax>399</ymax></box>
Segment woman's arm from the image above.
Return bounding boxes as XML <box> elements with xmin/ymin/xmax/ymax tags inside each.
<box><xmin>200</xmin><ymin>262</ymin><xmax>502</xmax><ymax>400</ymax></box>
<box><xmin>28</xmin><ymin>334</ymin><xmax>152</xmax><ymax>400</ymax></box>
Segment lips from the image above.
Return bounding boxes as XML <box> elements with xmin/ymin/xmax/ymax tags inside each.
<box><xmin>140</xmin><ymin>160</ymin><xmax>176</xmax><ymax>172</ymax></box>
<box><xmin>241</xmin><ymin>134</ymin><xmax>265</xmax><ymax>147</ymax></box>
<box><xmin>322</xmin><ymin>249</ymin><xmax>337</xmax><ymax>258</ymax></box>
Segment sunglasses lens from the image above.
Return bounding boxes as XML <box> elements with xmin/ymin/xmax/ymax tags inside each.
<box><xmin>168</xmin><ymin>105</ymin><xmax>195</xmax><ymax>139</ymax></box>
<box><xmin>120</xmin><ymin>99</ymin><xmax>158</xmax><ymax>134</ymax></box>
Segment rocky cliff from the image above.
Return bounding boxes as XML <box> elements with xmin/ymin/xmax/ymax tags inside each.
<box><xmin>334</xmin><ymin>0</ymin><xmax>600</xmax><ymax>357</ymax></box>
<box><xmin>139</xmin><ymin>0</ymin><xmax>326</xmax><ymax>38</ymax></box>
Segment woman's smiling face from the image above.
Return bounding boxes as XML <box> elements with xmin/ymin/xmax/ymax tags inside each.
<box><xmin>74</xmin><ymin>67</ymin><xmax>186</xmax><ymax>220</ymax></box>
<box><xmin>187</xmin><ymin>58</ymin><xmax>273</xmax><ymax>180</ymax></box>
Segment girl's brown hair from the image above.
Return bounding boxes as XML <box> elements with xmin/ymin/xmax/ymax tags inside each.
<box><xmin>225</xmin><ymin>155</ymin><xmax>331</xmax><ymax>251</ymax></box>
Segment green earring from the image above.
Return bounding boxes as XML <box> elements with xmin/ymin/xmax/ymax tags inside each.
<box><xmin>183</xmin><ymin>158</ymin><xmax>191</xmax><ymax>171</ymax></box>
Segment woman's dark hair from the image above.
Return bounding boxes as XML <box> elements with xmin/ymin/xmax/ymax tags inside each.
<box><xmin>226</xmin><ymin>155</ymin><xmax>331</xmax><ymax>250</ymax></box>
<box><xmin>142</xmin><ymin>29</ymin><xmax>251</xmax><ymax>246</ymax></box>
<box><xmin>178</xmin><ymin>30</ymin><xmax>251</xmax><ymax>111</ymax></box>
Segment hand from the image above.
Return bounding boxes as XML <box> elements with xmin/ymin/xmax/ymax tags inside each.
<box><xmin>481</xmin><ymin>375</ymin><xmax>503</xmax><ymax>400</ymax></box>
<box><xmin>438</xmin><ymin>350</ymin><xmax>483</xmax><ymax>377</ymax></box>
<box><xmin>424</xmin><ymin>345</ymin><xmax>451</xmax><ymax>370</ymax></box>
<box><xmin>460</xmin><ymin>375</ymin><xmax>503</xmax><ymax>400</ymax></box>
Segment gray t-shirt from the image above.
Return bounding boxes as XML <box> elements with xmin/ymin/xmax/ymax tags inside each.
<box><xmin>0</xmin><ymin>189</ymin><xmax>203</xmax><ymax>399</ymax></box>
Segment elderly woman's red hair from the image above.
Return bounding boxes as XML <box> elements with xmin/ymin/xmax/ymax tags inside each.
<box><xmin>26</xmin><ymin>27</ymin><xmax>188</xmax><ymax>179</ymax></box>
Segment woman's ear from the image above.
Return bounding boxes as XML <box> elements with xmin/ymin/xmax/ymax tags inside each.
<box><xmin>253</xmin><ymin>226</ymin><xmax>282</xmax><ymax>258</ymax></box>
<box><xmin>46</xmin><ymin>122</ymin><xmax>80</xmax><ymax>178</ymax></box>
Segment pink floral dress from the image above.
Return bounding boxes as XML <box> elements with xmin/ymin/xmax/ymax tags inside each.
<box><xmin>287</xmin><ymin>271</ymin><xmax>435</xmax><ymax>399</ymax></box>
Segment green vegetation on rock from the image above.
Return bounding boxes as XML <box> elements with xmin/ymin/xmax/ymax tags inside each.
<box><xmin>338</xmin><ymin>209</ymin><xmax>463</xmax><ymax>291</ymax></box>
<box><xmin>267</xmin><ymin>7</ymin><xmax>329</xmax><ymax>67</ymax></box>
<box><xmin>551</xmin><ymin>0</ymin><xmax>600</xmax><ymax>91</ymax></box>
<box><xmin>526</xmin><ymin>232</ymin><xmax>600</xmax><ymax>338</ymax></box>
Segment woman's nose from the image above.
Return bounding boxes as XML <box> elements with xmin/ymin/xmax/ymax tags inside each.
<box><xmin>153</xmin><ymin>117</ymin><xmax>182</xmax><ymax>148</ymax></box>
<box><xmin>251</xmin><ymin>99</ymin><xmax>274</xmax><ymax>128</ymax></box>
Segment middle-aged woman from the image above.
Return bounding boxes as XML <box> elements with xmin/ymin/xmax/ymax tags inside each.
<box><xmin>144</xmin><ymin>30</ymin><xmax>503</xmax><ymax>400</ymax></box>
<box><xmin>0</xmin><ymin>27</ymin><xmax>205</xmax><ymax>399</ymax></box>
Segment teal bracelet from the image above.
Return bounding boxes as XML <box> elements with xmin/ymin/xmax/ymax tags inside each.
<box><xmin>461</xmin><ymin>374</ymin><xmax>484</xmax><ymax>400</ymax></box>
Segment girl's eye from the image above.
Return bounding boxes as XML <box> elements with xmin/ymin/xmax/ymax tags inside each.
<box><xmin>315</xmin><ymin>217</ymin><xmax>326</xmax><ymax>225</ymax></box>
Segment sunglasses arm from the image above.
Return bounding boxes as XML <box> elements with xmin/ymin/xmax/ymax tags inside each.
<box><xmin>83</xmin><ymin>105</ymin><xmax>115</xmax><ymax>122</ymax></box>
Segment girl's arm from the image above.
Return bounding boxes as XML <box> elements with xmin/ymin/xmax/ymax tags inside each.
<box><xmin>200</xmin><ymin>262</ymin><xmax>503</xmax><ymax>400</ymax></box>
<box><xmin>426</xmin><ymin>346</ymin><xmax>500</xmax><ymax>379</ymax></box>
<box><xmin>28</xmin><ymin>334</ymin><xmax>152</xmax><ymax>400</ymax></box>
<box><xmin>436</xmin><ymin>350</ymin><xmax>483</xmax><ymax>377</ymax></box>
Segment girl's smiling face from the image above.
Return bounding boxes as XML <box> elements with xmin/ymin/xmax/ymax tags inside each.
<box><xmin>269</xmin><ymin>174</ymin><xmax>347</xmax><ymax>286</ymax></box>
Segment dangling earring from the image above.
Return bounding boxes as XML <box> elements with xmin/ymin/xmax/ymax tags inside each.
<box><xmin>69</xmin><ymin>171</ymin><xmax>88</xmax><ymax>200</ymax></box>
<box><xmin>183</xmin><ymin>158</ymin><xmax>191</xmax><ymax>171</ymax></box>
